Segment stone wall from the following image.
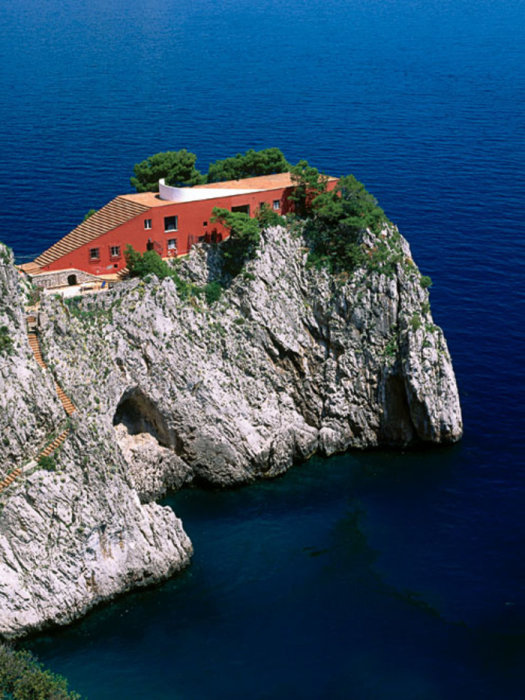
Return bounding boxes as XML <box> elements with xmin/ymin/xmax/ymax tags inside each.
<box><xmin>31</xmin><ymin>268</ymin><xmax>99</xmax><ymax>289</ymax></box>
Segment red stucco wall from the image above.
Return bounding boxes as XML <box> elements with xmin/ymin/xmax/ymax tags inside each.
<box><xmin>40</xmin><ymin>180</ymin><xmax>337</xmax><ymax>276</ymax></box>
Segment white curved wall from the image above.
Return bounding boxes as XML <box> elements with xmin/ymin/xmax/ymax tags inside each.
<box><xmin>159</xmin><ymin>178</ymin><xmax>260</xmax><ymax>202</ymax></box>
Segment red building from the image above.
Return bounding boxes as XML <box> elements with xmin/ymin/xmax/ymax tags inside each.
<box><xmin>25</xmin><ymin>172</ymin><xmax>337</xmax><ymax>285</ymax></box>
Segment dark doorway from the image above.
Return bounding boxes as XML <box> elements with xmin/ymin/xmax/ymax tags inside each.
<box><xmin>67</xmin><ymin>274</ymin><xmax>77</xmax><ymax>286</ymax></box>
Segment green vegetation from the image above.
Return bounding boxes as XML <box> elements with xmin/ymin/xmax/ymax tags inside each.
<box><xmin>82</xmin><ymin>209</ymin><xmax>97</xmax><ymax>222</ymax></box>
<box><xmin>420</xmin><ymin>275</ymin><xmax>433</xmax><ymax>289</ymax></box>
<box><xmin>0</xmin><ymin>245</ymin><xmax>13</xmax><ymax>265</ymax></box>
<box><xmin>130</xmin><ymin>149</ymin><xmax>205</xmax><ymax>192</ymax></box>
<box><xmin>204</xmin><ymin>281</ymin><xmax>223</xmax><ymax>305</ymax></box>
<box><xmin>289</xmin><ymin>160</ymin><xmax>329</xmax><ymax>217</ymax></box>
<box><xmin>211</xmin><ymin>208</ymin><xmax>261</xmax><ymax>278</ymax></box>
<box><xmin>37</xmin><ymin>455</ymin><xmax>56</xmax><ymax>471</ymax></box>
<box><xmin>302</xmin><ymin>173</ymin><xmax>387</xmax><ymax>273</ymax></box>
<box><xmin>124</xmin><ymin>246</ymin><xmax>222</xmax><ymax>304</ymax></box>
<box><xmin>0</xmin><ymin>325</ymin><xmax>14</xmax><ymax>355</ymax></box>
<box><xmin>410</xmin><ymin>313</ymin><xmax>422</xmax><ymax>331</ymax></box>
<box><xmin>206</xmin><ymin>148</ymin><xmax>289</xmax><ymax>183</ymax></box>
<box><xmin>0</xmin><ymin>643</ymin><xmax>81</xmax><ymax>699</ymax></box>
<box><xmin>130</xmin><ymin>148</ymin><xmax>290</xmax><ymax>192</ymax></box>
<box><xmin>256</xmin><ymin>202</ymin><xmax>286</xmax><ymax>229</ymax></box>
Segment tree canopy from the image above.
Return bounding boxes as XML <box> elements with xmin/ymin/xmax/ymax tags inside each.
<box><xmin>289</xmin><ymin>160</ymin><xmax>329</xmax><ymax>217</ymax></box>
<box><xmin>130</xmin><ymin>150</ymin><xmax>205</xmax><ymax>192</ymax></box>
<box><xmin>206</xmin><ymin>148</ymin><xmax>290</xmax><ymax>183</ymax></box>
<box><xmin>304</xmin><ymin>174</ymin><xmax>387</xmax><ymax>272</ymax></box>
<box><xmin>130</xmin><ymin>148</ymin><xmax>292</xmax><ymax>192</ymax></box>
<box><xmin>0</xmin><ymin>644</ymin><xmax>81</xmax><ymax>699</ymax></box>
<box><xmin>211</xmin><ymin>207</ymin><xmax>261</xmax><ymax>277</ymax></box>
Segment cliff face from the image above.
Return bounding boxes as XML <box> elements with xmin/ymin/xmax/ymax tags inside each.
<box><xmin>0</xmin><ymin>223</ymin><xmax>462</xmax><ymax>637</ymax></box>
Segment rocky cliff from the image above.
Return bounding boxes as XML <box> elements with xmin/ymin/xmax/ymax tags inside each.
<box><xmin>0</xmin><ymin>222</ymin><xmax>462</xmax><ymax>637</ymax></box>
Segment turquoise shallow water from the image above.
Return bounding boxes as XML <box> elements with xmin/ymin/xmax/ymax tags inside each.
<box><xmin>2</xmin><ymin>0</ymin><xmax>524</xmax><ymax>697</ymax></box>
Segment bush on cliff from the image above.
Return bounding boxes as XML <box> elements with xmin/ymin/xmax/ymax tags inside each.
<box><xmin>211</xmin><ymin>208</ymin><xmax>261</xmax><ymax>278</ymax></box>
<box><xmin>124</xmin><ymin>246</ymin><xmax>222</xmax><ymax>304</ymax></box>
<box><xmin>302</xmin><ymin>173</ymin><xmax>387</xmax><ymax>273</ymax></box>
<box><xmin>0</xmin><ymin>644</ymin><xmax>81</xmax><ymax>699</ymax></box>
<box><xmin>0</xmin><ymin>325</ymin><xmax>14</xmax><ymax>355</ymax></box>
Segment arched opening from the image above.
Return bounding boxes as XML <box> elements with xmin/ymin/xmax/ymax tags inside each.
<box><xmin>113</xmin><ymin>387</ymin><xmax>172</xmax><ymax>448</ymax></box>
<box><xmin>67</xmin><ymin>274</ymin><xmax>77</xmax><ymax>286</ymax></box>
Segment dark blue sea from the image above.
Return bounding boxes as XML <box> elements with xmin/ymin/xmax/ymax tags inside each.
<box><xmin>2</xmin><ymin>0</ymin><xmax>524</xmax><ymax>697</ymax></box>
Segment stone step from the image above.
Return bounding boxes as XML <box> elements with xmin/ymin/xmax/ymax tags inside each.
<box><xmin>38</xmin><ymin>429</ymin><xmax>70</xmax><ymax>459</ymax></box>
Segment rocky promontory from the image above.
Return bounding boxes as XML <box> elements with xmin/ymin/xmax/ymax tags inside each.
<box><xmin>0</xmin><ymin>221</ymin><xmax>462</xmax><ymax>638</ymax></box>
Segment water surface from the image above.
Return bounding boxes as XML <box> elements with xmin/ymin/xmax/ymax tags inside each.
<box><xmin>2</xmin><ymin>0</ymin><xmax>524</xmax><ymax>697</ymax></box>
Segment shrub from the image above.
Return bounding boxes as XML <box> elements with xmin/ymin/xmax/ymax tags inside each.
<box><xmin>256</xmin><ymin>202</ymin><xmax>285</xmax><ymax>228</ymax></box>
<box><xmin>0</xmin><ymin>643</ymin><xmax>81</xmax><ymax>699</ymax></box>
<box><xmin>211</xmin><ymin>208</ymin><xmax>261</xmax><ymax>278</ymax></box>
<box><xmin>38</xmin><ymin>455</ymin><xmax>56</xmax><ymax>471</ymax></box>
<box><xmin>0</xmin><ymin>325</ymin><xmax>13</xmax><ymax>355</ymax></box>
<box><xmin>420</xmin><ymin>275</ymin><xmax>433</xmax><ymax>289</ymax></box>
<box><xmin>204</xmin><ymin>281</ymin><xmax>222</xmax><ymax>305</ymax></box>
<box><xmin>410</xmin><ymin>313</ymin><xmax>422</xmax><ymax>331</ymax></box>
<box><xmin>303</xmin><ymin>173</ymin><xmax>387</xmax><ymax>274</ymax></box>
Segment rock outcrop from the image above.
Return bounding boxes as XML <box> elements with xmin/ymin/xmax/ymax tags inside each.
<box><xmin>0</xmin><ymin>222</ymin><xmax>462</xmax><ymax>637</ymax></box>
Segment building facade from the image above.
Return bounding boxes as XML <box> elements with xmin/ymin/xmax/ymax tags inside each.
<box><xmin>26</xmin><ymin>172</ymin><xmax>337</xmax><ymax>284</ymax></box>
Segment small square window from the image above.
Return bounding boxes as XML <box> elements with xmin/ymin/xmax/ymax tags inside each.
<box><xmin>144</xmin><ymin>219</ymin><xmax>152</xmax><ymax>230</ymax></box>
<box><xmin>89</xmin><ymin>247</ymin><xmax>100</xmax><ymax>261</ymax></box>
<box><xmin>164</xmin><ymin>215</ymin><xmax>178</xmax><ymax>232</ymax></box>
<box><xmin>203</xmin><ymin>221</ymin><xmax>208</xmax><ymax>226</ymax></box>
<box><xmin>110</xmin><ymin>245</ymin><xmax>121</xmax><ymax>258</ymax></box>
<box><xmin>272</xmin><ymin>199</ymin><xmax>280</xmax><ymax>211</ymax></box>
<box><xmin>167</xmin><ymin>238</ymin><xmax>177</xmax><ymax>251</ymax></box>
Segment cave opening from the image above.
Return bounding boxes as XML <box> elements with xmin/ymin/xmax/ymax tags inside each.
<box><xmin>113</xmin><ymin>387</ymin><xmax>172</xmax><ymax>448</ymax></box>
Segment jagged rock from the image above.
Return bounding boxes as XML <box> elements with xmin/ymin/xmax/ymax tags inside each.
<box><xmin>0</xmin><ymin>222</ymin><xmax>462</xmax><ymax>638</ymax></box>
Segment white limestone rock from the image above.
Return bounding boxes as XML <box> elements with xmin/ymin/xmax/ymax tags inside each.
<box><xmin>0</xmin><ymin>222</ymin><xmax>462</xmax><ymax>638</ymax></box>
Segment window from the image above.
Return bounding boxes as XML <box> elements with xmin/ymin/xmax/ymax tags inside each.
<box><xmin>232</xmin><ymin>204</ymin><xmax>250</xmax><ymax>215</ymax></box>
<box><xmin>110</xmin><ymin>245</ymin><xmax>121</xmax><ymax>258</ymax></box>
<box><xmin>167</xmin><ymin>238</ymin><xmax>177</xmax><ymax>251</ymax></box>
<box><xmin>89</xmin><ymin>247</ymin><xmax>100</xmax><ymax>261</ymax></box>
<box><xmin>144</xmin><ymin>219</ymin><xmax>152</xmax><ymax>230</ymax></box>
<box><xmin>203</xmin><ymin>221</ymin><xmax>208</xmax><ymax>226</ymax></box>
<box><xmin>273</xmin><ymin>199</ymin><xmax>280</xmax><ymax>211</ymax></box>
<box><xmin>164</xmin><ymin>215</ymin><xmax>178</xmax><ymax>232</ymax></box>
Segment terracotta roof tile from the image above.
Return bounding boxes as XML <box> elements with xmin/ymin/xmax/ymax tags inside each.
<box><xmin>34</xmin><ymin>197</ymin><xmax>150</xmax><ymax>267</ymax></box>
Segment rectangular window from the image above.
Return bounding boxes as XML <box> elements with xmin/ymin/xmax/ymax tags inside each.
<box><xmin>167</xmin><ymin>238</ymin><xmax>177</xmax><ymax>251</ymax></box>
<box><xmin>110</xmin><ymin>245</ymin><xmax>121</xmax><ymax>258</ymax></box>
<box><xmin>232</xmin><ymin>204</ymin><xmax>250</xmax><ymax>215</ymax></box>
<box><xmin>144</xmin><ymin>219</ymin><xmax>152</xmax><ymax>230</ymax></box>
<box><xmin>89</xmin><ymin>247</ymin><xmax>100</xmax><ymax>261</ymax></box>
<box><xmin>272</xmin><ymin>199</ymin><xmax>280</xmax><ymax>211</ymax></box>
<box><xmin>164</xmin><ymin>215</ymin><xmax>178</xmax><ymax>232</ymax></box>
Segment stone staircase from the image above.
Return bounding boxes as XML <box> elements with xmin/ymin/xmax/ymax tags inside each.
<box><xmin>0</xmin><ymin>468</ymin><xmax>23</xmax><ymax>494</ymax></box>
<box><xmin>54</xmin><ymin>383</ymin><xmax>76</xmax><ymax>416</ymax></box>
<box><xmin>27</xmin><ymin>332</ymin><xmax>76</xmax><ymax>415</ymax></box>
<box><xmin>27</xmin><ymin>332</ymin><xmax>46</xmax><ymax>369</ymax></box>
<box><xmin>0</xmin><ymin>325</ymin><xmax>78</xmax><ymax>496</ymax></box>
<box><xmin>38</xmin><ymin>429</ymin><xmax>70</xmax><ymax>458</ymax></box>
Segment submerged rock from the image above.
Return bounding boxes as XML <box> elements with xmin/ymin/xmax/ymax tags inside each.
<box><xmin>0</xmin><ymin>222</ymin><xmax>462</xmax><ymax>637</ymax></box>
